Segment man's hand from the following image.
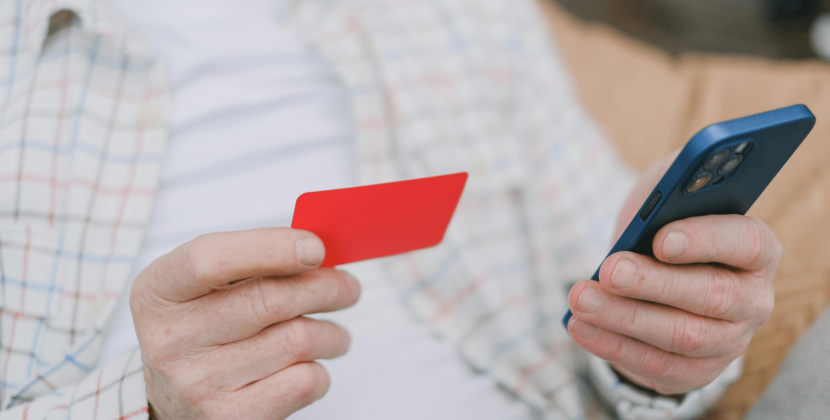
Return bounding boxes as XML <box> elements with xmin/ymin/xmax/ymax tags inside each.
<box><xmin>567</xmin><ymin>153</ymin><xmax>779</xmax><ymax>395</ymax></box>
<box><xmin>130</xmin><ymin>228</ymin><xmax>361</xmax><ymax>419</ymax></box>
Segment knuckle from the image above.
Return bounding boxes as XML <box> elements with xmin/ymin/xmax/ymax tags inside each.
<box><xmin>174</xmin><ymin>378</ymin><xmax>200</xmax><ymax>406</ymax></box>
<box><xmin>330</xmin><ymin>323</ymin><xmax>351</xmax><ymax>355</ymax></box>
<box><xmin>313</xmin><ymin>270</ymin><xmax>357</xmax><ymax>310</ymax></box>
<box><xmin>141</xmin><ymin>331</ymin><xmax>175</xmax><ymax>369</ymax></box>
<box><xmin>758</xmin><ymin>219</ymin><xmax>783</xmax><ymax>263</ymax></box>
<box><xmin>291</xmin><ymin>363</ymin><xmax>326</xmax><ymax>401</ymax></box>
<box><xmin>175</xmin><ymin>378</ymin><xmax>212</xmax><ymax>410</ymax></box>
<box><xmin>141</xmin><ymin>328</ymin><xmax>199</xmax><ymax>375</ymax></box>
<box><xmin>671</xmin><ymin>316</ymin><xmax>710</xmax><ymax>355</ymax></box>
<box><xmin>247</xmin><ymin>278</ymin><xmax>279</xmax><ymax>325</ymax></box>
<box><xmin>146</xmin><ymin>360</ymin><xmax>212</xmax><ymax>410</ymax></box>
<box><xmin>742</xmin><ymin>220</ymin><xmax>767</xmax><ymax>267</ymax></box>
<box><xmin>336</xmin><ymin>272</ymin><xmax>358</xmax><ymax>305</ymax></box>
<box><xmin>129</xmin><ymin>278</ymin><xmax>151</xmax><ymax>313</ymax></box>
<box><xmin>286</xmin><ymin>319</ymin><xmax>316</xmax><ymax>360</ymax></box>
<box><xmin>640</xmin><ymin>352</ymin><xmax>673</xmax><ymax>379</ymax></box>
<box><xmin>184</xmin><ymin>234</ymin><xmax>230</xmax><ymax>282</ymax></box>
<box><xmin>750</xmin><ymin>289</ymin><xmax>775</xmax><ymax>325</ymax></box>
<box><xmin>130</xmin><ymin>261</ymin><xmax>178</xmax><ymax>309</ymax></box>
<box><xmin>340</xmin><ymin>327</ymin><xmax>352</xmax><ymax>353</ymax></box>
<box><xmin>183</xmin><ymin>236</ymin><xmax>211</xmax><ymax>280</ymax></box>
<box><xmin>141</xmin><ymin>344</ymin><xmax>167</xmax><ymax>370</ymax></box>
<box><xmin>771</xmin><ymin>235</ymin><xmax>783</xmax><ymax>264</ymax></box>
<box><xmin>322</xmin><ymin>273</ymin><xmax>344</xmax><ymax>306</ymax></box>
<box><xmin>703</xmin><ymin>268</ymin><xmax>732</xmax><ymax>318</ymax></box>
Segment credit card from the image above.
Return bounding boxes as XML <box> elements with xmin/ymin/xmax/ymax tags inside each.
<box><xmin>291</xmin><ymin>173</ymin><xmax>468</xmax><ymax>267</ymax></box>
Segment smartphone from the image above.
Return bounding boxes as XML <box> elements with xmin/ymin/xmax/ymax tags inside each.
<box><xmin>562</xmin><ymin>104</ymin><xmax>816</xmax><ymax>328</ymax></box>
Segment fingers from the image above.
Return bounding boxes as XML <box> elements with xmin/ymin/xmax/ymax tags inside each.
<box><xmin>597</xmin><ymin>252</ymin><xmax>773</xmax><ymax>322</ymax></box>
<box><xmin>142</xmin><ymin>228</ymin><xmax>326</xmax><ymax>302</ymax></box>
<box><xmin>568</xmin><ymin>280</ymin><xmax>746</xmax><ymax>357</ymax></box>
<box><xmin>189</xmin><ymin>269</ymin><xmax>361</xmax><ymax>344</ymax></box>
<box><xmin>232</xmin><ymin>362</ymin><xmax>331</xmax><ymax>420</ymax></box>
<box><xmin>212</xmin><ymin>317</ymin><xmax>350</xmax><ymax>390</ymax></box>
<box><xmin>652</xmin><ymin>215</ymin><xmax>782</xmax><ymax>273</ymax></box>
<box><xmin>567</xmin><ymin>317</ymin><xmax>726</xmax><ymax>395</ymax></box>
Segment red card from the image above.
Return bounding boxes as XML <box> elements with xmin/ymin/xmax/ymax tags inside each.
<box><xmin>291</xmin><ymin>173</ymin><xmax>468</xmax><ymax>267</ymax></box>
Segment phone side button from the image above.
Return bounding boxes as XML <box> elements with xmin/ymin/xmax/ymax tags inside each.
<box><xmin>639</xmin><ymin>191</ymin><xmax>662</xmax><ymax>221</ymax></box>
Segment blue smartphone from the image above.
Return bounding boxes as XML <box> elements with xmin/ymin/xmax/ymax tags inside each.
<box><xmin>562</xmin><ymin>104</ymin><xmax>816</xmax><ymax>328</ymax></box>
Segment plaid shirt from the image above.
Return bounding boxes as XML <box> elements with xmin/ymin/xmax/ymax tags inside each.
<box><xmin>0</xmin><ymin>0</ymin><xmax>741</xmax><ymax>419</ymax></box>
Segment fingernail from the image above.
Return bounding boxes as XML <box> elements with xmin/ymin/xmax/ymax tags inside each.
<box><xmin>611</xmin><ymin>259</ymin><xmax>639</xmax><ymax>289</ymax></box>
<box><xmin>662</xmin><ymin>231</ymin><xmax>689</xmax><ymax>259</ymax></box>
<box><xmin>570</xmin><ymin>318</ymin><xmax>598</xmax><ymax>339</ymax></box>
<box><xmin>297</xmin><ymin>237</ymin><xmax>325</xmax><ymax>267</ymax></box>
<box><xmin>341</xmin><ymin>271</ymin><xmax>362</xmax><ymax>301</ymax></box>
<box><xmin>577</xmin><ymin>287</ymin><xmax>603</xmax><ymax>314</ymax></box>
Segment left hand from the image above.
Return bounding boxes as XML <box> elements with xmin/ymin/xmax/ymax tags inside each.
<box><xmin>567</xmin><ymin>152</ymin><xmax>780</xmax><ymax>395</ymax></box>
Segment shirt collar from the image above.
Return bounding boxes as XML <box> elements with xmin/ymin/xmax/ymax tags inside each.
<box><xmin>23</xmin><ymin>0</ymin><xmax>153</xmax><ymax>58</ymax></box>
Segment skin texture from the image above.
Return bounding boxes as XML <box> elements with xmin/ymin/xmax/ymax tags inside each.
<box><xmin>130</xmin><ymin>228</ymin><xmax>362</xmax><ymax>420</ymax></box>
<box><xmin>567</xmin><ymin>152</ymin><xmax>780</xmax><ymax>395</ymax></box>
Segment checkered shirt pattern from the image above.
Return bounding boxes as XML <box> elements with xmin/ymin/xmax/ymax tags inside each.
<box><xmin>285</xmin><ymin>1</ymin><xmax>740</xmax><ymax>418</ymax></box>
<box><xmin>0</xmin><ymin>0</ymin><xmax>167</xmax><ymax>418</ymax></box>
<box><xmin>284</xmin><ymin>2</ymin><xmax>635</xmax><ymax>417</ymax></box>
<box><xmin>0</xmin><ymin>0</ymin><xmax>741</xmax><ymax>419</ymax></box>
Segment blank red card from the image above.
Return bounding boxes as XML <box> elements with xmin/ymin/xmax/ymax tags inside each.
<box><xmin>291</xmin><ymin>173</ymin><xmax>468</xmax><ymax>267</ymax></box>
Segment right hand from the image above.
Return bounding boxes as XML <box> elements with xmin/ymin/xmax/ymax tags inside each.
<box><xmin>130</xmin><ymin>228</ymin><xmax>361</xmax><ymax>419</ymax></box>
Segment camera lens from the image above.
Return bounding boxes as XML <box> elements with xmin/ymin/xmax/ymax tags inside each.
<box><xmin>717</xmin><ymin>155</ymin><xmax>743</xmax><ymax>175</ymax></box>
<box><xmin>704</xmin><ymin>149</ymin><xmax>729</xmax><ymax>169</ymax></box>
<box><xmin>735</xmin><ymin>142</ymin><xmax>749</xmax><ymax>153</ymax></box>
<box><xmin>687</xmin><ymin>172</ymin><xmax>712</xmax><ymax>193</ymax></box>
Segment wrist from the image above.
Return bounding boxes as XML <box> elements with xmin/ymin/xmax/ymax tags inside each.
<box><xmin>587</xmin><ymin>354</ymin><xmax>744</xmax><ymax>420</ymax></box>
<box><xmin>611</xmin><ymin>366</ymin><xmax>684</xmax><ymax>403</ymax></box>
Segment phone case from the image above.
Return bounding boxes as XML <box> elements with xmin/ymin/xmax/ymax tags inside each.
<box><xmin>563</xmin><ymin>104</ymin><xmax>816</xmax><ymax>328</ymax></box>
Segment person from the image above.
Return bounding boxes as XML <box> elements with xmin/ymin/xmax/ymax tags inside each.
<box><xmin>0</xmin><ymin>0</ymin><xmax>779</xmax><ymax>419</ymax></box>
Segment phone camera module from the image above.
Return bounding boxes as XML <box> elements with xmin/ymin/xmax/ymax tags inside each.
<box><xmin>686</xmin><ymin>172</ymin><xmax>712</xmax><ymax>193</ymax></box>
<box><xmin>704</xmin><ymin>149</ymin><xmax>730</xmax><ymax>169</ymax></box>
<box><xmin>717</xmin><ymin>155</ymin><xmax>743</xmax><ymax>175</ymax></box>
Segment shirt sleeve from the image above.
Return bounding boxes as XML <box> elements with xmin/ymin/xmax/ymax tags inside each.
<box><xmin>1</xmin><ymin>349</ymin><xmax>149</xmax><ymax>420</ymax></box>
<box><xmin>588</xmin><ymin>354</ymin><xmax>743</xmax><ymax>420</ymax></box>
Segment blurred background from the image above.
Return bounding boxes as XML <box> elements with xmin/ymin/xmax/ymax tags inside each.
<box><xmin>553</xmin><ymin>0</ymin><xmax>825</xmax><ymax>59</ymax></box>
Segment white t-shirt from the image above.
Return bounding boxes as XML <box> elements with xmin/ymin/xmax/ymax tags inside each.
<box><xmin>104</xmin><ymin>0</ymin><xmax>537</xmax><ymax>418</ymax></box>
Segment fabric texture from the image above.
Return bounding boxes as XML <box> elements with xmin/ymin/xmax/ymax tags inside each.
<box><xmin>0</xmin><ymin>0</ymin><xmax>741</xmax><ymax>419</ymax></box>
<box><xmin>282</xmin><ymin>1</ymin><xmax>739</xmax><ymax>418</ymax></box>
<box><xmin>742</xmin><ymin>306</ymin><xmax>830</xmax><ymax>420</ymax></box>
<box><xmin>284</xmin><ymin>1</ymin><xmax>633</xmax><ymax>417</ymax></box>
<box><xmin>589</xmin><ymin>355</ymin><xmax>742</xmax><ymax>420</ymax></box>
<box><xmin>0</xmin><ymin>0</ymin><xmax>168</xmax><ymax>418</ymax></box>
